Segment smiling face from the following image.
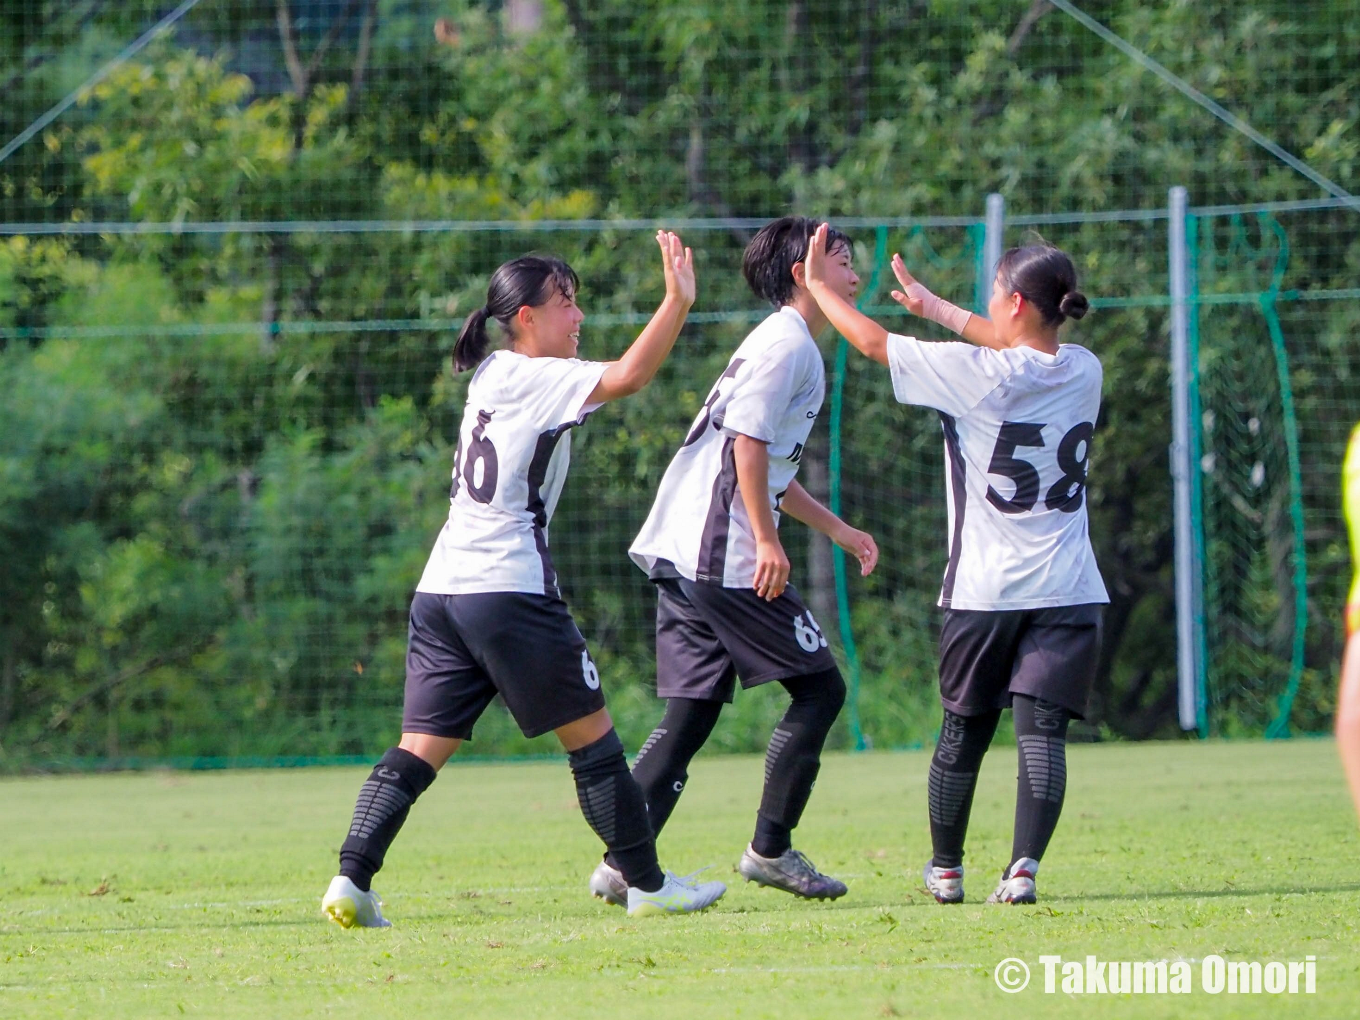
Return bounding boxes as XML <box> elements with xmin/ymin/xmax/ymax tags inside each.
<box><xmin>513</xmin><ymin>284</ymin><xmax>585</xmax><ymax>359</ymax></box>
<box><xmin>817</xmin><ymin>239</ymin><xmax>861</xmax><ymax>304</ymax></box>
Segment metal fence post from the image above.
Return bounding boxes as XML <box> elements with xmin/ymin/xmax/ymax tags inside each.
<box><xmin>1169</xmin><ymin>186</ymin><xmax>1203</xmax><ymax>732</ymax></box>
<box><xmin>981</xmin><ymin>193</ymin><xmax>1005</xmax><ymax>307</ymax></box>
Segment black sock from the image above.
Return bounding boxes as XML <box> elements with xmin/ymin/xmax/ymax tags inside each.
<box><xmin>751</xmin><ymin>668</ymin><xmax>846</xmax><ymax>858</ymax></box>
<box><xmin>338</xmin><ymin>747</ymin><xmax>437</xmax><ymax>892</ymax></box>
<box><xmin>927</xmin><ymin>708</ymin><xmax>1000</xmax><ymax>870</ymax></box>
<box><xmin>569</xmin><ymin>729</ymin><xmax>665</xmax><ymax>893</ymax></box>
<box><xmin>1011</xmin><ymin>695</ymin><xmax>1071</xmax><ymax>864</ymax></box>
<box><xmin>632</xmin><ymin>698</ymin><xmax>724</xmax><ymax>836</ymax></box>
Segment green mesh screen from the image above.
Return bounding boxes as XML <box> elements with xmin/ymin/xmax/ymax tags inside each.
<box><xmin>1</xmin><ymin>1</ymin><xmax>1357</xmax><ymax>766</ymax></box>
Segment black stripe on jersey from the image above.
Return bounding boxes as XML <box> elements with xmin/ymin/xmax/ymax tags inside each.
<box><xmin>526</xmin><ymin>424</ymin><xmax>573</xmax><ymax>597</ymax></box>
<box><xmin>939</xmin><ymin>413</ymin><xmax>967</xmax><ymax>607</ymax></box>
<box><xmin>695</xmin><ymin>434</ymin><xmax>738</xmax><ymax>583</ymax></box>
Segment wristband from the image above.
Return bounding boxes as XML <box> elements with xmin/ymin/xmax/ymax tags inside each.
<box><xmin>907</xmin><ymin>282</ymin><xmax>972</xmax><ymax>336</ymax></box>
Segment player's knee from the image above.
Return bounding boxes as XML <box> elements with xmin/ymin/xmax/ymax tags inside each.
<box><xmin>1022</xmin><ymin>697</ymin><xmax>1071</xmax><ymax>736</ymax></box>
<box><xmin>807</xmin><ymin>667</ymin><xmax>847</xmax><ymax>716</ymax></box>
<box><xmin>567</xmin><ymin>728</ymin><xmax>627</xmax><ymax>781</ymax></box>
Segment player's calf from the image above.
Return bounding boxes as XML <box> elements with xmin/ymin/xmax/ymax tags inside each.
<box><xmin>323</xmin><ymin>746</ymin><xmax>438</xmax><ymax>927</ymax></box>
<box><xmin>568</xmin><ymin>729</ymin><xmax>668</xmax><ymax>894</ymax></box>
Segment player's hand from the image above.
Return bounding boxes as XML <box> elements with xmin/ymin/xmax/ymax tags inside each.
<box><xmin>832</xmin><ymin>523</ymin><xmax>879</xmax><ymax>577</ymax></box>
<box><xmin>752</xmin><ymin>537</ymin><xmax>791</xmax><ymax>601</ymax></box>
<box><xmin>888</xmin><ymin>254</ymin><xmax>927</xmax><ymax>316</ymax></box>
<box><xmin>803</xmin><ymin>222</ymin><xmax>830</xmax><ymax>289</ymax></box>
<box><xmin>658</xmin><ymin>230</ymin><xmax>695</xmax><ymax>308</ymax></box>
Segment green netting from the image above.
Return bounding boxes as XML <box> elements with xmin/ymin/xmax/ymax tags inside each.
<box><xmin>1193</xmin><ymin>209</ymin><xmax>1360</xmax><ymax>737</ymax></box>
<box><xmin>1</xmin><ymin>1</ymin><xmax>1358</xmax><ymax>768</ymax></box>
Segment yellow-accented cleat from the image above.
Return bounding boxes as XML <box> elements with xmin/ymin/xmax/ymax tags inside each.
<box><xmin>322</xmin><ymin>875</ymin><xmax>392</xmax><ymax>928</ymax></box>
<box><xmin>625</xmin><ymin>869</ymin><xmax>726</xmax><ymax>917</ymax></box>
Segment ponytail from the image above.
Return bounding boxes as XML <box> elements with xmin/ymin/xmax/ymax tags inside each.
<box><xmin>996</xmin><ymin>244</ymin><xmax>1088</xmax><ymax>326</ymax></box>
<box><xmin>451</xmin><ymin>254</ymin><xmax>581</xmax><ymax>373</ymax></box>
<box><xmin>453</xmin><ymin>306</ymin><xmax>493</xmax><ymax>373</ymax></box>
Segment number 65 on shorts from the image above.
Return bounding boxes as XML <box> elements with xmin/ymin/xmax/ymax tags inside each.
<box><xmin>653</xmin><ymin>577</ymin><xmax>837</xmax><ymax>703</ymax></box>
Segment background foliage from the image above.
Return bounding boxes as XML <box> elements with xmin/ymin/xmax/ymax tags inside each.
<box><xmin>1</xmin><ymin>0</ymin><xmax>1357</xmax><ymax>765</ymax></box>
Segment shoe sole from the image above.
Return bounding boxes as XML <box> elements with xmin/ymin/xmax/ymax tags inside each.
<box><xmin>323</xmin><ymin>896</ymin><xmax>358</xmax><ymax>929</ymax></box>
<box><xmin>987</xmin><ymin>883</ymin><xmax>1037</xmax><ymax>906</ymax></box>
<box><xmin>740</xmin><ymin>871</ymin><xmax>847</xmax><ymax>900</ymax></box>
<box><xmin>591</xmin><ymin>889</ymin><xmax>627</xmax><ymax>909</ymax></box>
<box><xmin>926</xmin><ymin>889</ymin><xmax>965</xmax><ymax>904</ymax></box>
<box><xmin>627</xmin><ymin>898</ymin><xmax>721</xmax><ymax>918</ymax></box>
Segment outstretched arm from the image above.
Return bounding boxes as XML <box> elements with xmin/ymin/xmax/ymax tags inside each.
<box><xmin>588</xmin><ymin>231</ymin><xmax>695</xmax><ymax>403</ymax></box>
<box><xmin>888</xmin><ymin>254</ymin><xmax>1006</xmax><ymax>350</ymax></box>
<box><xmin>804</xmin><ymin>222</ymin><xmax>891</xmax><ymax>365</ymax></box>
<box><xmin>779</xmin><ymin>480</ymin><xmax>878</xmax><ymax>577</ymax></box>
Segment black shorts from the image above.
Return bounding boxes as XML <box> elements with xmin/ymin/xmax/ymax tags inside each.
<box><xmin>937</xmin><ymin>604</ymin><xmax>1104</xmax><ymax>720</ymax></box>
<box><xmin>401</xmin><ymin>591</ymin><xmax>606</xmax><ymax>740</ymax></box>
<box><xmin>654</xmin><ymin>577</ymin><xmax>838</xmax><ymax>703</ymax></box>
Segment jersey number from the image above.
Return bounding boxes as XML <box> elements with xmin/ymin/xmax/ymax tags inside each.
<box><xmin>984</xmin><ymin>420</ymin><xmax>1093</xmax><ymax>514</ymax></box>
<box><xmin>456</xmin><ymin>409</ymin><xmax>499</xmax><ymax>504</ymax></box>
<box><xmin>682</xmin><ymin>359</ymin><xmax>746</xmax><ymax>447</ymax></box>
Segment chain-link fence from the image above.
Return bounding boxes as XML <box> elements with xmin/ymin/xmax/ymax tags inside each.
<box><xmin>1</xmin><ymin>1</ymin><xmax>1356</xmax><ymax>766</ymax></box>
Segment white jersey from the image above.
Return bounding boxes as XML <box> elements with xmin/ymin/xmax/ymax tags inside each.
<box><xmin>887</xmin><ymin>333</ymin><xmax>1109</xmax><ymax>611</ymax></box>
<box><xmin>631</xmin><ymin>306</ymin><xmax>825</xmax><ymax>587</ymax></box>
<box><xmin>417</xmin><ymin>349</ymin><xmax>606</xmax><ymax>597</ymax></box>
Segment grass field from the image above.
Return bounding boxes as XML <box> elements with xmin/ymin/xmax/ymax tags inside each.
<box><xmin>4</xmin><ymin>740</ymin><xmax>1360</xmax><ymax>1019</ymax></box>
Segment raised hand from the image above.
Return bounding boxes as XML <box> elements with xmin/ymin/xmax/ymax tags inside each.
<box><xmin>803</xmin><ymin>222</ymin><xmax>831</xmax><ymax>289</ymax></box>
<box><xmin>658</xmin><ymin>230</ymin><xmax>696</xmax><ymax>308</ymax></box>
<box><xmin>888</xmin><ymin>253</ymin><xmax>927</xmax><ymax>316</ymax></box>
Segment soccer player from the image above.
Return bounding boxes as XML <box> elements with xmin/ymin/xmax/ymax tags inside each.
<box><xmin>588</xmin><ymin>217</ymin><xmax>879</xmax><ymax>907</ymax></box>
<box><xmin>803</xmin><ymin>223</ymin><xmax>1106</xmax><ymax>906</ymax></box>
<box><xmin>1338</xmin><ymin>426</ymin><xmax>1360</xmax><ymax>821</ymax></box>
<box><xmin>321</xmin><ymin>232</ymin><xmax>727</xmax><ymax>926</ymax></box>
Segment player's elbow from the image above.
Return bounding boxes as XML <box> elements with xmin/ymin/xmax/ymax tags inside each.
<box><xmin>852</xmin><ymin>334</ymin><xmax>889</xmax><ymax>365</ymax></box>
<box><xmin>600</xmin><ymin>364</ymin><xmax>648</xmax><ymax>399</ymax></box>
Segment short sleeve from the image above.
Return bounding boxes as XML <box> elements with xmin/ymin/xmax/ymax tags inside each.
<box><xmin>525</xmin><ymin>357</ymin><xmax>609</xmax><ymax>430</ymax></box>
<box><xmin>886</xmin><ymin>333</ymin><xmax>1011</xmax><ymax>418</ymax></box>
<box><xmin>721</xmin><ymin>340</ymin><xmax>805</xmax><ymax>442</ymax></box>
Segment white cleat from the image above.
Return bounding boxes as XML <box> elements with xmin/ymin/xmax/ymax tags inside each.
<box><xmin>986</xmin><ymin>857</ymin><xmax>1039</xmax><ymax>905</ymax></box>
<box><xmin>922</xmin><ymin>860</ymin><xmax>965</xmax><ymax>904</ymax></box>
<box><xmin>626</xmin><ymin>870</ymin><xmax>727</xmax><ymax>917</ymax></box>
<box><xmin>589</xmin><ymin>859</ymin><xmax>628</xmax><ymax>908</ymax></box>
<box><xmin>322</xmin><ymin>875</ymin><xmax>392</xmax><ymax>928</ymax></box>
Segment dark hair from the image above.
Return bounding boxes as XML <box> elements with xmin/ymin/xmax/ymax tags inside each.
<box><xmin>995</xmin><ymin>244</ymin><xmax>1089</xmax><ymax>326</ymax></box>
<box><xmin>742</xmin><ymin>216</ymin><xmax>852</xmax><ymax>308</ymax></box>
<box><xmin>453</xmin><ymin>254</ymin><xmax>580</xmax><ymax>372</ymax></box>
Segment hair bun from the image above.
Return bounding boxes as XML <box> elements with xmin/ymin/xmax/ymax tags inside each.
<box><xmin>1058</xmin><ymin>291</ymin><xmax>1089</xmax><ymax>321</ymax></box>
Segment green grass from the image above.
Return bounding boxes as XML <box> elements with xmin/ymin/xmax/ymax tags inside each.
<box><xmin>4</xmin><ymin>740</ymin><xmax>1360</xmax><ymax>1019</ymax></box>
